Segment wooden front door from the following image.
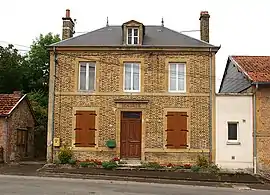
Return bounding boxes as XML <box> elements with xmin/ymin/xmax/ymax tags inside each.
<box><xmin>16</xmin><ymin>129</ymin><xmax>28</xmax><ymax>158</ymax></box>
<box><xmin>120</xmin><ymin>112</ymin><xmax>142</xmax><ymax>159</ymax></box>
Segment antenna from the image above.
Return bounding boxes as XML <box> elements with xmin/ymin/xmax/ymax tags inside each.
<box><xmin>106</xmin><ymin>17</ymin><xmax>109</xmax><ymax>27</ymax></box>
<box><xmin>161</xmin><ymin>17</ymin><xmax>164</xmax><ymax>27</ymax></box>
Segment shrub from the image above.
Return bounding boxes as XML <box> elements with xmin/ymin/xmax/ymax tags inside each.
<box><xmin>196</xmin><ymin>154</ymin><xmax>209</xmax><ymax>168</ymax></box>
<box><xmin>102</xmin><ymin>161</ymin><xmax>118</xmax><ymax>170</ymax></box>
<box><xmin>191</xmin><ymin>165</ymin><xmax>201</xmax><ymax>172</ymax></box>
<box><xmin>207</xmin><ymin>164</ymin><xmax>220</xmax><ymax>174</ymax></box>
<box><xmin>142</xmin><ymin>162</ymin><xmax>163</xmax><ymax>169</ymax></box>
<box><xmin>80</xmin><ymin>162</ymin><xmax>90</xmax><ymax>168</ymax></box>
<box><xmin>58</xmin><ymin>145</ymin><xmax>73</xmax><ymax>164</ymax></box>
<box><xmin>68</xmin><ymin>159</ymin><xmax>77</xmax><ymax>165</ymax></box>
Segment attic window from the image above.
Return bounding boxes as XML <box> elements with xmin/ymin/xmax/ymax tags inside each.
<box><xmin>127</xmin><ymin>28</ymin><xmax>139</xmax><ymax>45</ymax></box>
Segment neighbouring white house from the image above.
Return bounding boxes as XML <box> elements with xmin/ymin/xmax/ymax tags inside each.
<box><xmin>216</xmin><ymin>94</ymin><xmax>253</xmax><ymax>169</ymax></box>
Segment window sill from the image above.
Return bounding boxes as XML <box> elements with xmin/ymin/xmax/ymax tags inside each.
<box><xmin>226</xmin><ymin>141</ymin><xmax>241</xmax><ymax>145</ymax></box>
<box><xmin>77</xmin><ymin>90</ymin><xmax>96</xmax><ymax>93</ymax></box>
<box><xmin>168</xmin><ymin>91</ymin><xmax>186</xmax><ymax>93</ymax></box>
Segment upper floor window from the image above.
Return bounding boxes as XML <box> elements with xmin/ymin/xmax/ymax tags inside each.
<box><xmin>169</xmin><ymin>63</ymin><xmax>186</xmax><ymax>92</ymax></box>
<box><xmin>127</xmin><ymin>28</ymin><xmax>139</xmax><ymax>45</ymax></box>
<box><xmin>124</xmin><ymin>63</ymin><xmax>140</xmax><ymax>92</ymax></box>
<box><xmin>79</xmin><ymin>62</ymin><xmax>95</xmax><ymax>91</ymax></box>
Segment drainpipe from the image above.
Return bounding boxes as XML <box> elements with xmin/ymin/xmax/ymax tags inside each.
<box><xmin>48</xmin><ymin>46</ymin><xmax>57</xmax><ymax>163</ymax></box>
<box><xmin>209</xmin><ymin>48</ymin><xmax>213</xmax><ymax>162</ymax></box>
<box><xmin>253</xmin><ymin>84</ymin><xmax>258</xmax><ymax>174</ymax></box>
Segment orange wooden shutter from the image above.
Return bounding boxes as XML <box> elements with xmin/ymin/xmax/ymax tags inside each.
<box><xmin>74</xmin><ymin>111</ymin><xmax>96</xmax><ymax>147</ymax></box>
<box><xmin>166</xmin><ymin>112</ymin><xmax>188</xmax><ymax>149</ymax></box>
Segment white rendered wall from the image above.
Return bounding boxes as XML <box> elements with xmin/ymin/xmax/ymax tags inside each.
<box><xmin>216</xmin><ymin>95</ymin><xmax>253</xmax><ymax>169</ymax></box>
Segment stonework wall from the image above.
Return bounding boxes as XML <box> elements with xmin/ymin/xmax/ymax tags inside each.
<box><xmin>6</xmin><ymin>99</ymin><xmax>35</xmax><ymax>162</ymax></box>
<box><xmin>256</xmin><ymin>86</ymin><xmax>270</xmax><ymax>170</ymax></box>
<box><xmin>51</xmin><ymin>50</ymin><xmax>215</xmax><ymax>164</ymax></box>
<box><xmin>0</xmin><ymin>119</ymin><xmax>5</xmax><ymax>150</ymax></box>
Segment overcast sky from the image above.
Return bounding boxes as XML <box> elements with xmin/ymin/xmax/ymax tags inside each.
<box><xmin>1</xmin><ymin>0</ymin><xmax>270</xmax><ymax>91</ymax></box>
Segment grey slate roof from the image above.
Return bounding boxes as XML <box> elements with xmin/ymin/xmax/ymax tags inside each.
<box><xmin>51</xmin><ymin>25</ymin><xmax>217</xmax><ymax>47</ymax></box>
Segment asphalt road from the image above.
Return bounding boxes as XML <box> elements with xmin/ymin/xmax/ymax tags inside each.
<box><xmin>0</xmin><ymin>175</ymin><xmax>269</xmax><ymax>195</ymax></box>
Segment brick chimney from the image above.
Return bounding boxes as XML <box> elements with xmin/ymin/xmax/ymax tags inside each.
<box><xmin>199</xmin><ymin>11</ymin><xmax>210</xmax><ymax>43</ymax></box>
<box><xmin>62</xmin><ymin>9</ymin><xmax>75</xmax><ymax>40</ymax></box>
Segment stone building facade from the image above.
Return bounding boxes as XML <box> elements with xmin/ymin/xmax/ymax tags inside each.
<box><xmin>47</xmin><ymin>10</ymin><xmax>219</xmax><ymax>164</ymax></box>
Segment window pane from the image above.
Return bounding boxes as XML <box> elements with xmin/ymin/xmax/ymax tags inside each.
<box><xmin>170</xmin><ymin>64</ymin><xmax>177</xmax><ymax>91</ymax></box>
<box><xmin>79</xmin><ymin>64</ymin><xmax>86</xmax><ymax>90</ymax></box>
<box><xmin>228</xmin><ymin>123</ymin><xmax>237</xmax><ymax>140</ymax></box>
<box><xmin>177</xmin><ymin>64</ymin><xmax>185</xmax><ymax>91</ymax></box>
<box><xmin>128</xmin><ymin>29</ymin><xmax>132</xmax><ymax>36</ymax></box>
<box><xmin>133</xmin><ymin>29</ymin><xmax>138</xmax><ymax>36</ymax></box>
<box><xmin>88</xmin><ymin>64</ymin><xmax>95</xmax><ymax>90</ymax></box>
<box><xmin>125</xmin><ymin>63</ymin><xmax>132</xmax><ymax>90</ymax></box>
<box><xmin>134</xmin><ymin>37</ymin><xmax>138</xmax><ymax>44</ymax></box>
<box><xmin>133</xmin><ymin>64</ymin><xmax>140</xmax><ymax>90</ymax></box>
<box><xmin>128</xmin><ymin>36</ymin><xmax>132</xmax><ymax>44</ymax></box>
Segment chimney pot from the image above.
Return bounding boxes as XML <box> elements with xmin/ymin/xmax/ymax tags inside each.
<box><xmin>66</xmin><ymin>9</ymin><xmax>70</xmax><ymax>18</ymax></box>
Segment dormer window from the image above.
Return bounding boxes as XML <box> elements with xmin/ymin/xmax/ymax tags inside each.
<box><xmin>127</xmin><ymin>28</ymin><xmax>139</xmax><ymax>45</ymax></box>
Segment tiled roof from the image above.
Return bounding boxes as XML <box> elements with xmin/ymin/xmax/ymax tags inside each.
<box><xmin>0</xmin><ymin>94</ymin><xmax>22</xmax><ymax>116</ymax></box>
<box><xmin>232</xmin><ymin>56</ymin><xmax>270</xmax><ymax>82</ymax></box>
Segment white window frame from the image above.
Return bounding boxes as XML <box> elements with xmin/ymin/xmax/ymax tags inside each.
<box><xmin>227</xmin><ymin>121</ymin><xmax>239</xmax><ymax>142</ymax></box>
<box><xmin>78</xmin><ymin>62</ymin><xmax>96</xmax><ymax>91</ymax></box>
<box><xmin>123</xmin><ymin>63</ymin><xmax>140</xmax><ymax>92</ymax></box>
<box><xmin>168</xmin><ymin>63</ymin><xmax>186</xmax><ymax>93</ymax></box>
<box><xmin>127</xmin><ymin>28</ymin><xmax>139</xmax><ymax>45</ymax></box>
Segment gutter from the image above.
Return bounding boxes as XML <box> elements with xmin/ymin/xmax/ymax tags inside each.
<box><xmin>253</xmin><ymin>84</ymin><xmax>258</xmax><ymax>174</ymax></box>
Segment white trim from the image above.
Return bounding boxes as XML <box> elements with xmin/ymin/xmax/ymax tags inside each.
<box><xmin>126</xmin><ymin>28</ymin><xmax>139</xmax><ymax>45</ymax></box>
<box><xmin>78</xmin><ymin>62</ymin><xmax>96</xmax><ymax>91</ymax></box>
<box><xmin>227</xmin><ymin>121</ymin><xmax>239</xmax><ymax>142</ymax></box>
<box><xmin>123</xmin><ymin>63</ymin><xmax>140</xmax><ymax>92</ymax></box>
<box><xmin>168</xmin><ymin>63</ymin><xmax>186</xmax><ymax>93</ymax></box>
<box><xmin>7</xmin><ymin>94</ymin><xmax>27</xmax><ymax>115</ymax></box>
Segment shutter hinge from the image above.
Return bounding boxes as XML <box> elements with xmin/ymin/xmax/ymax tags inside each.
<box><xmin>165</xmin><ymin>129</ymin><xmax>174</xmax><ymax>131</ymax></box>
<box><xmin>181</xmin><ymin>114</ymin><xmax>189</xmax><ymax>117</ymax></box>
<box><xmin>89</xmin><ymin>113</ymin><xmax>97</xmax><ymax>116</ymax></box>
<box><xmin>180</xmin><ymin>144</ymin><xmax>189</xmax><ymax>147</ymax></box>
<box><xmin>74</xmin><ymin>128</ymin><xmax>82</xmax><ymax>130</ymax></box>
<box><xmin>88</xmin><ymin>128</ymin><xmax>97</xmax><ymax>131</ymax></box>
<box><xmin>88</xmin><ymin>143</ymin><xmax>96</xmax><ymax>146</ymax></box>
<box><xmin>165</xmin><ymin>144</ymin><xmax>173</xmax><ymax>146</ymax></box>
<box><xmin>74</xmin><ymin>113</ymin><xmax>82</xmax><ymax>116</ymax></box>
<box><xmin>165</xmin><ymin>114</ymin><xmax>174</xmax><ymax>117</ymax></box>
<box><xmin>181</xmin><ymin>129</ymin><xmax>189</xmax><ymax>132</ymax></box>
<box><xmin>74</xmin><ymin>143</ymin><xmax>81</xmax><ymax>145</ymax></box>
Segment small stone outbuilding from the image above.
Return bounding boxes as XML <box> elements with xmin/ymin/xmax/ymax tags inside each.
<box><xmin>0</xmin><ymin>91</ymin><xmax>35</xmax><ymax>163</ymax></box>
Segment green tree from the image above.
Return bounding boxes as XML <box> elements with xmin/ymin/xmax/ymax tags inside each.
<box><xmin>0</xmin><ymin>44</ymin><xmax>27</xmax><ymax>93</ymax></box>
<box><xmin>28</xmin><ymin>33</ymin><xmax>60</xmax><ymax>93</ymax></box>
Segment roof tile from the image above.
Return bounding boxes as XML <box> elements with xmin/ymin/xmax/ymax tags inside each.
<box><xmin>0</xmin><ymin>94</ymin><xmax>22</xmax><ymax>115</ymax></box>
<box><xmin>232</xmin><ymin>56</ymin><xmax>270</xmax><ymax>82</ymax></box>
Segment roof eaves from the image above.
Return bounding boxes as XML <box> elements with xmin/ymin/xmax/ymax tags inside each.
<box><xmin>7</xmin><ymin>94</ymin><xmax>27</xmax><ymax>115</ymax></box>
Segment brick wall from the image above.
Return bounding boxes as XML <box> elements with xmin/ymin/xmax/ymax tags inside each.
<box><xmin>256</xmin><ymin>86</ymin><xmax>270</xmax><ymax>170</ymax></box>
<box><xmin>50</xmin><ymin>50</ymin><xmax>215</xmax><ymax>164</ymax></box>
